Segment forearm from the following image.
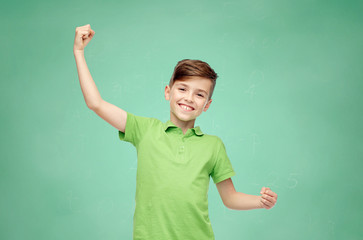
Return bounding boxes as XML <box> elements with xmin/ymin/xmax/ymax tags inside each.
<box><xmin>227</xmin><ymin>192</ymin><xmax>262</xmax><ymax>210</ymax></box>
<box><xmin>74</xmin><ymin>50</ymin><xmax>102</xmax><ymax>109</ymax></box>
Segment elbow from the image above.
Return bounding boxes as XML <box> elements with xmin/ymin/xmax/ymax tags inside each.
<box><xmin>224</xmin><ymin>201</ymin><xmax>236</xmax><ymax>210</ymax></box>
<box><xmin>87</xmin><ymin>100</ymin><xmax>102</xmax><ymax>111</ymax></box>
<box><xmin>224</xmin><ymin>203</ymin><xmax>233</xmax><ymax>210</ymax></box>
<box><xmin>87</xmin><ymin>103</ymin><xmax>97</xmax><ymax>110</ymax></box>
<box><xmin>223</xmin><ymin>193</ymin><xmax>236</xmax><ymax>210</ymax></box>
<box><xmin>224</xmin><ymin>199</ymin><xmax>236</xmax><ymax>210</ymax></box>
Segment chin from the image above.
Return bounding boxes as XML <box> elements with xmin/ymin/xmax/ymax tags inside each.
<box><xmin>177</xmin><ymin>116</ymin><xmax>193</xmax><ymax>122</ymax></box>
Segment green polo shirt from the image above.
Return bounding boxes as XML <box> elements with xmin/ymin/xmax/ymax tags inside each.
<box><xmin>118</xmin><ymin>112</ymin><xmax>236</xmax><ymax>240</ymax></box>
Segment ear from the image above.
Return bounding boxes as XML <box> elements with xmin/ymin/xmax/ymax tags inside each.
<box><xmin>164</xmin><ymin>85</ymin><xmax>171</xmax><ymax>101</ymax></box>
<box><xmin>203</xmin><ymin>99</ymin><xmax>212</xmax><ymax>112</ymax></box>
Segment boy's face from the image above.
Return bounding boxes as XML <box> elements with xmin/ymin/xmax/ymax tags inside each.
<box><xmin>164</xmin><ymin>76</ymin><xmax>213</xmax><ymax>126</ymax></box>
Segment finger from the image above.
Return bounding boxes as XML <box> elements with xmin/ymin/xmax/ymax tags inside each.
<box><xmin>260</xmin><ymin>197</ymin><xmax>267</xmax><ymax>208</ymax></box>
<box><xmin>80</xmin><ymin>30</ymin><xmax>94</xmax><ymax>41</ymax></box>
<box><xmin>265</xmin><ymin>190</ymin><xmax>278</xmax><ymax>199</ymax></box>
<box><xmin>78</xmin><ymin>30</ymin><xmax>90</xmax><ymax>39</ymax></box>
<box><xmin>260</xmin><ymin>197</ymin><xmax>272</xmax><ymax>209</ymax></box>
<box><xmin>264</xmin><ymin>188</ymin><xmax>275</xmax><ymax>196</ymax></box>
<box><xmin>76</xmin><ymin>25</ymin><xmax>90</xmax><ymax>31</ymax></box>
<box><xmin>260</xmin><ymin>187</ymin><xmax>266</xmax><ymax>194</ymax></box>
<box><xmin>261</xmin><ymin>194</ymin><xmax>270</xmax><ymax>201</ymax></box>
<box><xmin>269</xmin><ymin>191</ymin><xmax>278</xmax><ymax>199</ymax></box>
<box><xmin>261</xmin><ymin>197</ymin><xmax>274</xmax><ymax>209</ymax></box>
<box><xmin>262</xmin><ymin>194</ymin><xmax>276</xmax><ymax>204</ymax></box>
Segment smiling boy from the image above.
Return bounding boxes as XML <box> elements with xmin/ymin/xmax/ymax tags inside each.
<box><xmin>74</xmin><ymin>24</ymin><xmax>278</xmax><ymax>240</ymax></box>
<box><xmin>166</xmin><ymin>75</ymin><xmax>212</xmax><ymax>133</ymax></box>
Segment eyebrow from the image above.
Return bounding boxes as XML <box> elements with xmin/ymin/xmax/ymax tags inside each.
<box><xmin>176</xmin><ymin>83</ymin><xmax>209</xmax><ymax>95</ymax></box>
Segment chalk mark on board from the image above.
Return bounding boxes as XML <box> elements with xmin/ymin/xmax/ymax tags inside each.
<box><xmin>328</xmin><ymin>219</ymin><xmax>336</xmax><ymax>236</ymax></box>
<box><xmin>251</xmin><ymin>133</ymin><xmax>260</xmax><ymax>157</ymax></box>
<box><xmin>251</xmin><ymin>171</ymin><xmax>302</xmax><ymax>191</ymax></box>
<box><xmin>266</xmin><ymin>170</ymin><xmax>281</xmax><ymax>189</ymax></box>
<box><xmin>67</xmin><ymin>190</ymin><xmax>81</xmax><ymax>212</ymax></box>
<box><xmin>286</xmin><ymin>173</ymin><xmax>301</xmax><ymax>189</ymax></box>
<box><xmin>244</xmin><ymin>70</ymin><xmax>264</xmax><ymax>100</ymax></box>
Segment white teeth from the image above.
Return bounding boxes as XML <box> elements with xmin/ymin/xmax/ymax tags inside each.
<box><xmin>180</xmin><ymin>104</ymin><xmax>192</xmax><ymax>111</ymax></box>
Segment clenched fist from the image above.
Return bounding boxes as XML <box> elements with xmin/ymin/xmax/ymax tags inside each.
<box><xmin>259</xmin><ymin>187</ymin><xmax>278</xmax><ymax>209</ymax></box>
<box><xmin>73</xmin><ymin>24</ymin><xmax>95</xmax><ymax>53</ymax></box>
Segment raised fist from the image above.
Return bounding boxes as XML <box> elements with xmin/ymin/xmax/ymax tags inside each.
<box><xmin>73</xmin><ymin>24</ymin><xmax>95</xmax><ymax>53</ymax></box>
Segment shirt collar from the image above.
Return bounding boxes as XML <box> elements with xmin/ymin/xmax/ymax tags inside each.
<box><xmin>163</xmin><ymin>120</ymin><xmax>204</xmax><ymax>136</ymax></box>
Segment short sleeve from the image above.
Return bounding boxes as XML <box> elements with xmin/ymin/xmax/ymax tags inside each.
<box><xmin>210</xmin><ymin>138</ymin><xmax>236</xmax><ymax>184</ymax></box>
<box><xmin>118</xmin><ymin>112</ymin><xmax>152</xmax><ymax>147</ymax></box>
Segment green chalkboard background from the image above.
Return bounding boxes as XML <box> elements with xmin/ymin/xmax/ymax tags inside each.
<box><xmin>1</xmin><ymin>0</ymin><xmax>362</xmax><ymax>239</ymax></box>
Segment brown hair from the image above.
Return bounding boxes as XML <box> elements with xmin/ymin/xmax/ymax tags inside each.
<box><xmin>169</xmin><ymin>59</ymin><xmax>218</xmax><ymax>100</ymax></box>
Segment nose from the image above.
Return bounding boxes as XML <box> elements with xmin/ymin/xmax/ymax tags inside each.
<box><xmin>184</xmin><ymin>91</ymin><xmax>194</xmax><ymax>102</ymax></box>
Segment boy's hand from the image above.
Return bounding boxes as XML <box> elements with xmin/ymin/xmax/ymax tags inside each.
<box><xmin>259</xmin><ymin>187</ymin><xmax>278</xmax><ymax>209</ymax></box>
<box><xmin>73</xmin><ymin>24</ymin><xmax>95</xmax><ymax>53</ymax></box>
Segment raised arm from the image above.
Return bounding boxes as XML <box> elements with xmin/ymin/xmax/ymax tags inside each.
<box><xmin>73</xmin><ymin>24</ymin><xmax>127</xmax><ymax>132</ymax></box>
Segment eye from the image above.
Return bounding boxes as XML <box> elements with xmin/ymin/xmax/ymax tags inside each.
<box><xmin>197</xmin><ymin>93</ymin><xmax>205</xmax><ymax>98</ymax></box>
<box><xmin>178</xmin><ymin>88</ymin><xmax>186</xmax><ymax>91</ymax></box>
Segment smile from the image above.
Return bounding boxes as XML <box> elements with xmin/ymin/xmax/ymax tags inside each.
<box><xmin>178</xmin><ymin>104</ymin><xmax>194</xmax><ymax>111</ymax></box>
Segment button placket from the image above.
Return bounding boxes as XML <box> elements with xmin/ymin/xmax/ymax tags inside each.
<box><xmin>176</xmin><ymin>137</ymin><xmax>186</xmax><ymax>162</ymax></box>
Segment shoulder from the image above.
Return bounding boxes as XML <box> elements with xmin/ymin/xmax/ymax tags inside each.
<box><xmin>200</xmin><ymin>133</ymin><xmax>225</xmax><ymax>146</ymax></box>
<box><xmin>120</xmin><ymin>112</ymin><xmax>164</xmax><ymax>144</ymax></box>
<box><xmin>127</xmin><ymin>112</ymin><xmax>163</xmax><ymax>126</ymax></box>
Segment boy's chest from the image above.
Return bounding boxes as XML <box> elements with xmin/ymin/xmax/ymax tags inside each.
<box><xmin>136</xmin><ymin>130</ymin><xmax>215</xmax><ymax>182</ymax></box>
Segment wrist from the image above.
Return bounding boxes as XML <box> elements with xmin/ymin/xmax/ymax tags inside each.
<box><xmin>73</xmin><ymin>49</ymin><xmax>84</xmax><ymax>56</ymax></box>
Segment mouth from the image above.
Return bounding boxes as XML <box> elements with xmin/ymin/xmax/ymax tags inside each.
<box><xmin>178</xmin><ymin>103</ymin><xmax>195</xmax><ymax>111</ymax></box>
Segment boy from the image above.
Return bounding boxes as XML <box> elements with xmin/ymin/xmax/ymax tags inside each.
<box><xmin>73</xmin><ymin>24</ymin><xmax>278</xmax><ymax>240</ymax></box>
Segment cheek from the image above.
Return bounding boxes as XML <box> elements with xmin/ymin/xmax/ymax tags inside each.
<box><xmin>170</xmin><ymin>91</ymin><xmax>180</xmax><ymax>99</ymax></box>
<box><xmin>195</xmin><ymin>100</ymin><xmax>206</xmax><ymax>111</ymax></box>
<box><xmin>201</xmin><ymin>100</ymin><xmax>208</xmax><ymax>108</ymax></box>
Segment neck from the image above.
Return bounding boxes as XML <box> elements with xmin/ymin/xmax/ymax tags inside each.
<box><xmin>170</xmin><ymin>115</ymin><xmax>196</xmax><ymax>135</ymax></box>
